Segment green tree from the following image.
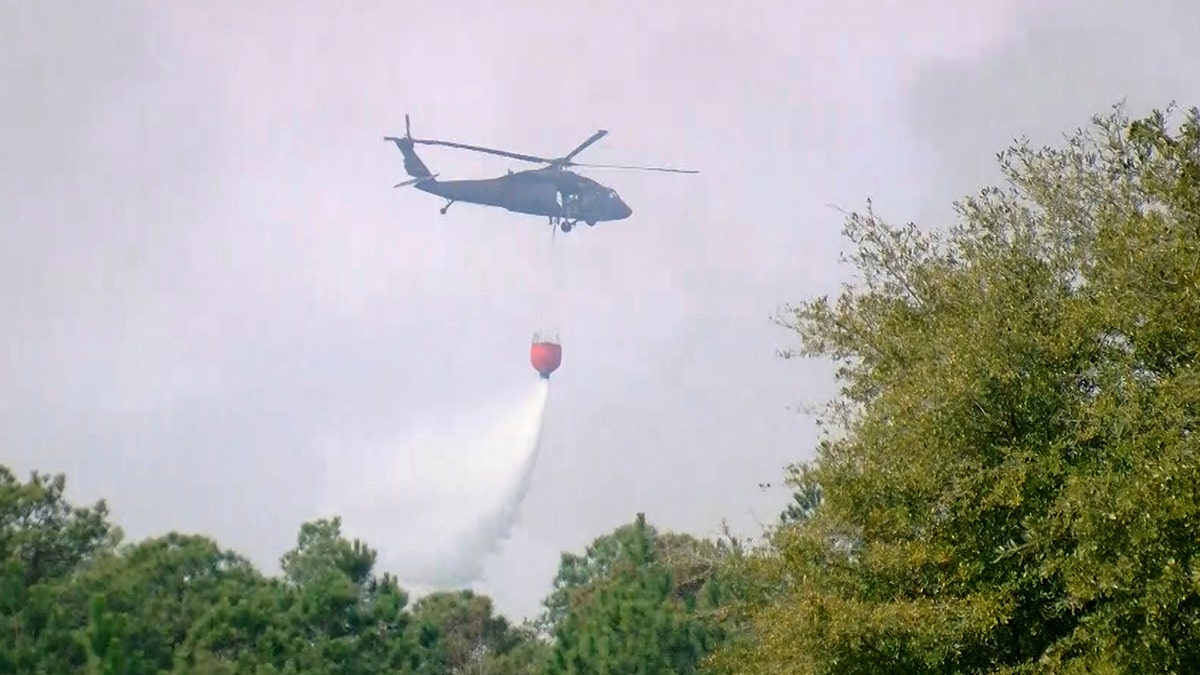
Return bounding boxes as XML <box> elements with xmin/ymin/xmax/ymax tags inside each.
<box><xmin>0</xmin><ymin>468</ymin><xmax>121</xmax><ymax>673</ymax></box>
<box><xmin>707</xmin><ymin>103</ymin><xmax>1200</xmax><ymax>673</ymax></box>
<box><xmin>545</xmin><ymin>513</ymin><xmax>731</xmax><ymax>674</ymax></box>
<box><xmin>178</xmin><ymin>517</ymin><xmax>425</xmax><ymax>674</ymax></box>
<box><xmin>0</xmin><ymin>464</ymin><xmax>562</xmax><ymax>673</ymax></box>
<box><xmin>540</xmin><ymin>515</ymin><xmax>734</xmax><ymax>637</ymax></box>
<box><xmin>67</xmin><ymin>533</ymin><xmax>265</xmax><ymax>674</ymax></box>
<box><xmin>778</xmin><ymin>467</ymin><xmax>824</xmax><ymax>525</ymax></box>
<box><xmin>410</xmin><ymin>589</ymin><xmax>549</xmax><ymax>673</ymax></box>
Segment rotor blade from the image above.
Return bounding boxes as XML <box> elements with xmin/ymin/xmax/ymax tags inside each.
<box><xmin>561</xmin><ymin>129</ymin><xmax>608</xmax><ymax>162</ymax></box>
<box><xmin>410</xmin><ymin>138</ymin><xmax>552</xmax><ymax>164</ymax></box>
<box><xmin>569</xmin><ymin>161</ymin><xmax>698</xmax><ymax>174</ymax></box>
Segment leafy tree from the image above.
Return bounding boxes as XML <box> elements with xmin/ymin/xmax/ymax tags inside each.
<box><xmin>778</xmin><ymin>465</ymin><xmax>824</xmax><ymax>525</ymax></box>
<box><xmin>0</xmin><ymin>468</ymin><xmax>120</xmax><ymax>673</ymax></box>
<box><xmin>178</xmin><ymin>517</ymin><xmax>425</xmax><ymax>674</ymax></box>
<box><xmin>539</xmin><ymin>519</ymin><xmax>642</xmax><ymax>635</ymax></box>
<box><xmin>540</xmin><ymin>514</ymin><xmax>734</xmax><ymax>636</ymax></box>
<box><xmin>0</xmin><ymin>467</ymin><xmax>556</xmax><ymax>674</ymax></box>
<box><xmin>483</xmin><ymin>628</ymin><xmax>553</xmax><ymax>675</ymax></box>
<box><xmin>706</xmin><ymin>103</ymin><xmax>1200</xmax><ymax>673</ymax></box>
<box><xmin>410</xmin><ymin>589</ymin><xmax>549</xmax><ymax>673</ymax></box>
<box><xmin>544</xmin><ymin>513</ymin><xmax>731</xmax><ymax>673</ymax></box>
<box><xmin>65</xmin><ymin>533</ymin><xmax>265</xmax><ymax>673</ymax></box>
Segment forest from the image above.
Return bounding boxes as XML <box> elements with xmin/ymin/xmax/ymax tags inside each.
<box><xmin>5</xmin><ymin>102</ymin><xmax>1200</xmax><ymax>673</ymax></box>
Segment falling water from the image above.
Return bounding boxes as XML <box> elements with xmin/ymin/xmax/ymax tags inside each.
<box><xmin>321</xmin><ymin>379</ymin><xmax>551</xmax><ymax>587</ymax></box>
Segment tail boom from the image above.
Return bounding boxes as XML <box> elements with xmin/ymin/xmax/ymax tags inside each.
<box><xmin>385</xmin><ymin>134</ymin><xmax>434</xmax><ymax>180</ymax></box>
<box><xmin>385</xmin><ymin>116</ymin><xmax>434</xmax><ymax>186</ymax></box>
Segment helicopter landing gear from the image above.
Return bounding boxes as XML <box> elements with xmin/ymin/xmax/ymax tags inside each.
<box><xmin>561</xmin><ymin>197</ymin><xmax>582</xmax><ymax>233</ymax></box>
<box><xmin>586</xmin><ymin>220</ymin><xmax>596</xmax><ymax>227</ymax></box>
<box><xmin>547</xmin><ymin>215</ymin><xmax>577</xmax><ymax>233</ymax></box>
<box><xmin>440</xmin><ymin>199</ymin><xmax>455</xmax><ymax>215</ymax></box>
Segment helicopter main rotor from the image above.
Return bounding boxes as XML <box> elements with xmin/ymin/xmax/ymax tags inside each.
<box><xmin>402</xmin><ymin>114</ymin><xmax>697</xmax><ymax>174</ymax></box>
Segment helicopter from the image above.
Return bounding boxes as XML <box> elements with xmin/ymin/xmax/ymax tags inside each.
<box><xmin>384</xmin><ymin>115</ymin><xmax>696</xmax><ymax>232</ymax></box>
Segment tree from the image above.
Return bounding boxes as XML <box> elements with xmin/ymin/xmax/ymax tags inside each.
<box><xmin>706</xmin><ymin>103</ymin><xmax>1200</xmax><ymax>673</ymax></box>
<box><xmin>0</xmin><ymin>468</ymin><xmax>121</xmax><ymax>673</ymax></box>
<box><xmin>178</xmin><ymin>517</ymin><xmax>425</xmax><ymax>674</ymax></box>
<box><xmin>66</xmin><ymin>533</ymin><xmax>266</xmax><ymax>674</ymax></box>
<box><xmin>540</xmin><ymin>514</ymin><xmax>734</xmax><ymax>636</ymax></box>
<box><xmin>778</xmin><ymin>465</ymin><xmax>824</xmax><ymax>525</ymax></box>
<box><xmin>544</xmin><ymin>513</ymin><xmax>731</xmax><ymax>674</ymax></box>
<box><xmin>0</xmin><ymin>466</ymin><xmax>559</xmax><ymax>674</ymax></box>
<box><xmin>410</xmin><ymin>589</ymin><xmax>549</xmax><ymax>673</ymax></box>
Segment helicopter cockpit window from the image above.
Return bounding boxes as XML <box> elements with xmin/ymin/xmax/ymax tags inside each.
<box><xmin>606</xmin><ymin>189</ymin><xmax>618</xmax><ymax>199</ymax></box>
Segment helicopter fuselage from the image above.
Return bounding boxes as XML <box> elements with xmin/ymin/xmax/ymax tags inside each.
<box><xmin>416</xmin><ymin>168</ymin><xmax>632</xmax><ymax>224</ymax></box>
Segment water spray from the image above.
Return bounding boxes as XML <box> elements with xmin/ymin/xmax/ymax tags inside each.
<box><xmin>321</xmin><ymin>377</ymin><xmax>552</xmax><ymax>589</ymax></box>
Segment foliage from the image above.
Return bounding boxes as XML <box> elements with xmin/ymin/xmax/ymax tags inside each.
<box><xmin>0</xmin><ymin>466</ymin><xmax>120</xmax><ymax>673</ymax></box>
<box><xmin>778</xmin><ymin>467</ymin><xmax>824</xmax><ymax>525</ymax></box>
<box><xmin>0</xmin><ymin>468</ymin><xmax>550</xmax><ymax>674</ymax></box>
<box><xmin>411</xmin><ymin>589</ymin><xmax>549</xmax><ymax>673</ymax></box>
<box><xmin>542</xmin><ymin>513</ymin><xmax>736</xmax><ymax>674</ymax></box>
<box><xmin>0</xmin><ymin>468</ymin><xmax>736</xmax><ymax>673</ymax></box>
<box><xmin>706</xmin><ymin>102</ymin><xmax>1200</xmax><ymax>673</ymax></box>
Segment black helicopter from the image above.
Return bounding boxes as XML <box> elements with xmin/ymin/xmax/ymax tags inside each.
<box><xmin>384</xmin><ymin>115</ymin><xmax>696</xmax><ymax>232</ymax></box>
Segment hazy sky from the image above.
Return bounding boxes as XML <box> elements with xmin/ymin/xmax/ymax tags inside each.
<box><xmin>4</xmin><ymin>1</ymin><xmax>1198</xmax><ymax>619</ymax></box>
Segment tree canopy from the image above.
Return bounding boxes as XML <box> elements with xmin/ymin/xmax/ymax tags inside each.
<box><xmin>0</xmin><ymin>466</ymin><xmax>729</xmax><ymax>674</ymax></box>
<box><xmin>706</xmin><ymin>103</ymin><xmax>1200</xmax><ymax>673</ymax></box>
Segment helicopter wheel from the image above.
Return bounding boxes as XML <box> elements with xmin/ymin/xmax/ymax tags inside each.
<box><xmin>560</xmin><ymin>221</ymin><xmax>573</xmax><ymax>233</ymax></box>
<box><xmin>586</xmin><ymin>220</ymin><xmax>596</xmax><ymax>227</ymax></box>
